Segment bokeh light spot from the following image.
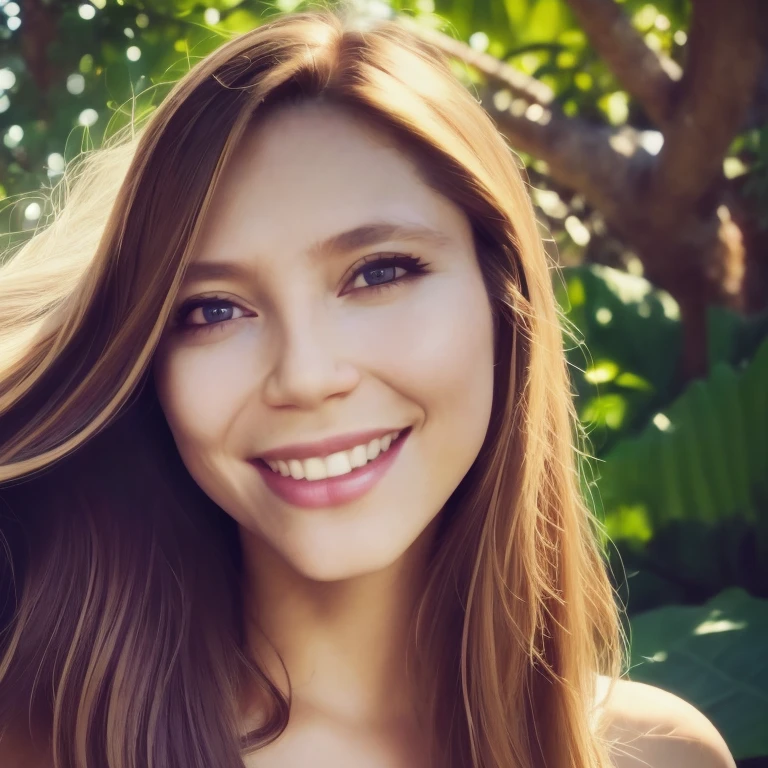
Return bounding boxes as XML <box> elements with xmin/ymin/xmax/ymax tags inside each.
<box><xmin>565</xmin><ymin>215</ymin><xmax>591</xmax><ymax>246</ymax></box>
<box><xmin>24</xmin><ymin>202</ymin><xmax>42</xmax><ymax>221</ymax></box>
<box><xmin>3</xmin><ymin>124</ymin><xmax>23</xmax><ymax>148</ymax></box>
<box><xmin>66</xmin><ymin>73</ymin><xmax>86</xmax><ymax>95</ymax></box>
<box><xmin>0</xmin><ymin>68</ymin><xmax>16</xmax><ymax>89</ymax></box>
<box><xmin>584</xmin><ymin>361</ymin><xmax>619</xmax><ymax>384</ymax></box>
<box><xmin>47</xmin><ymin>153</ymin><xmax>65</xmax><ymax>173</ymax></box>
<box><xmin>469</xmin><ymin>32</ymin><xmax>489</xmax><ymax>52</ymax></box>
<box><xmin>595</xmin><ymin>307</ymin><xmax>613</xmax><ymax>325</ymax></box>
<box><xmin>78</xmin><ymin>108</ymin><xmax>99</xmax><ymax>127</ymax></box>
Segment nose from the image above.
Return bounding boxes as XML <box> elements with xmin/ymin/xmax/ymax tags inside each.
<box><xmin>262</xmin><ymin>309</ymin><xmax>361</xmax><ymax>409</ymax></box>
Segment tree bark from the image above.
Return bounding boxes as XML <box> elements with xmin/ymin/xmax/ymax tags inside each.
<box><xmin>648</xmin><ymin>0</ymin><xmax>766</xmax><ymax>227</ymax></box>
<box><xmin>565</xmin><ymin>0</ymin><xmax>681</xmax><ymax>127</ymax></box>
<box><xmin>18</xmin><ymin>0</ymin><xmax>61</xmax><ymax>95</ymax></box>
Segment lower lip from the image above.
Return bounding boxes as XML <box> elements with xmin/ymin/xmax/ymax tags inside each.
<box><xmin>251</xmin><ymin>429</ymin><xmax>411</xmax><ymax>509</ymax></box>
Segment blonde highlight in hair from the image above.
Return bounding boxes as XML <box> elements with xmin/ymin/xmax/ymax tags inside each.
<box><xmin>0</xmin><ymin>9</ymin><xmax>625</xmax><ymax>767</ymax></box>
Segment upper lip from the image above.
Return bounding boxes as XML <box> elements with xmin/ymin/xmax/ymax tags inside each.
<box><xmin>256</xmin><ymin>427</ymin><xmax>407</xmax><ymax>462</ymax></box>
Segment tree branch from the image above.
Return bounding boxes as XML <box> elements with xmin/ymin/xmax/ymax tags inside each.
<box><xmin>479</xmin><ymin>94</ymin><xmax>648</xmax><ymax>229</ymax></box>
<box><xmin>399</xmin><ymin>18</ymin><xmax>555</xmax><ymax>108</ymax></box>
<box><xmin>648</xmin><ymin>0</ymin><xmax>767</xmax><ymax>227</ymax></box>
<box><xmin>564</xmin><ymin>0</ymin><xmax>681</xmax><ymax>128</ymax></box>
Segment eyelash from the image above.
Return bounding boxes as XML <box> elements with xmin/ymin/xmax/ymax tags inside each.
<box><xmin>173</xmin><ymin>253</ymin><xmax>431</xmax><ymax>337</ymax></box>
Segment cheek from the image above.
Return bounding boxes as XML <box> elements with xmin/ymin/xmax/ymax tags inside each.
<box><xmin>367</xmin><ymin>274</ymin><xmax>495</xmax><ymax>412</ymax></box>
<box><xmin>152</xmin><ymin>346</ymin><xmax>245</xmax><ymax>450</ymax></box>
<box><xmin>422</xmin><ymin>278</ymin><xmax>495</xmax><ymax>461</ymax></box>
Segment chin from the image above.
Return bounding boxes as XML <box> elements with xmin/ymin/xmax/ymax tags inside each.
<box><xmin>285</xmin><ymin>540</ymin><xmax>411</xmax><ymax>583</ymax></box>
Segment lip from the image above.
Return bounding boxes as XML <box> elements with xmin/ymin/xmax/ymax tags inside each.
<box><xmin>250</xmin><ymin>427</ymin><xmax>411</xmax><ymax>509</ymax></box>
<box><xmin>257</xmin><ymin>427</ymin><xmax>405</xmax><ymax>462</ymax></box>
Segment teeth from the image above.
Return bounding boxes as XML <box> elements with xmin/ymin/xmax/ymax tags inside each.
<box><xmin>303</xmin><ymin>457</ymin><xmax>328</xmax><ymax>481</ymax></box>
<box><xmin>325</xmin><ymin>450</ymin><xmax>352</xmax><ymax>478</ymax></box>
<box><xmin>366</xmin><ymin>439</ymin><xmax>381</xmax><ymax>461</ymax></box>
<box><xmin>350</xmin><ymin>444</ymin><xmax>368</xmax><ymax>468</ymax></box>
<box><xmin>264</xmin><ymin>430</ymin><xmax>402</xmax><ymax>482</ymax></box>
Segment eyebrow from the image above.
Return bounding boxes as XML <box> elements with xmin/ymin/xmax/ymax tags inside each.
<box><xmin>181</xmin><ymin>221</ymin><xmax>452</xmax><ymax>285</ymax></box>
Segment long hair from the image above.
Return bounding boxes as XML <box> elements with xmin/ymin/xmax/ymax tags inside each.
<box><xmin>0</xmin><ymin>10</ymin><xmax>625</xmax><ymax>767</ymax></box>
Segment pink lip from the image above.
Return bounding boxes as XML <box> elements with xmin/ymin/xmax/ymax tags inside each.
<box><xmin>251</xmin><ymin>428</ymin><xmax>411</xmax><ymax>509</ymax></box>
<box><xmin>257</xmin><ymin>427</ymin><xmax>405</xmax><ymax>462</ymax></box>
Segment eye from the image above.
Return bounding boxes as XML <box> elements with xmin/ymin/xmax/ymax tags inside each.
<box><xmin>348</xmin><ymin>262</ymin><xmax>406</xmax><ymax>290</ymax></box>
<box><xmin>343</xmin><ymin>254</ymin><xmax>430</xmax><ymax>294</ymax></box>
<box><xmin>174</xmin><ymin>296</ymin><xmax>246</xmax><ymax>336</ymax></box>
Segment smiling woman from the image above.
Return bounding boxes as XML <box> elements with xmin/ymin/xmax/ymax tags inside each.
<box><xmin>0</xmin><ymin>8</ymin><xmax>734</xmax><ymax>768</ymax></box>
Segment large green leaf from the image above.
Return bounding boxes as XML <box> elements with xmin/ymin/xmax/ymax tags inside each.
<box><xmin>597</xmin><ymin>336</ymin><xmax>768</xmax><ymax>596</ymax></box>
<box><xmin>628</xmin><ymin>588</ymin><xmax>768</xmax><ymax>760</ymax></box>
<box><xmin>598</xmin><ymin>335</ymin><xmax>768</xmax><ymax>526</ymax></box>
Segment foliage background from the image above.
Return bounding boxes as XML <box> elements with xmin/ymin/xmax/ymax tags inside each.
<box><xmin>1</xmin><ymin>0</ymin><xmax>766</xmax><ymax>764</ymax></box>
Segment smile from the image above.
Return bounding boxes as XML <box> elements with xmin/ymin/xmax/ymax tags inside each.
<box><xmin>251</xmin><ymin>428</ymin><xmax>411</xmax><ymax>509</ymax></box>
<box><xmin>263</xmin><ymin>430</ymin><xmax>402</xmax><ymax>481</ymax></box>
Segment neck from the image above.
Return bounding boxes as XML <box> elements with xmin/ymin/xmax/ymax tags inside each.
<box><xmin>239</xmin><ymin>524</ymin><xmax>436</xmax><ymax>727</ymax></box>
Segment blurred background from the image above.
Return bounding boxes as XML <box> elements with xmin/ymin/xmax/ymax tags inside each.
<box><xmin>0</xmin><ymin>0</ymin><xmax>766</xmax><ymax>763</ymax></box>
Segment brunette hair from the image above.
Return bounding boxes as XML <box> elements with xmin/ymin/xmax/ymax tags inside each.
<box><xmin>0</xmin><ymin>8</ymin><xmax>625</xmax><ymax>767</ymax></box>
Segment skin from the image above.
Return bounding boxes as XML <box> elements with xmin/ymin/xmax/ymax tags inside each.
<box><xmin>598</xmin><ymin>678</ymin><xmax>737</xmax><ymax>768</ymax></box>
<box><xmin>152</xmin><ymin>102</ymin><xmax>496</xmax><ymax>765</ymax></box>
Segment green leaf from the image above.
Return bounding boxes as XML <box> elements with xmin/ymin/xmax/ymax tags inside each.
<box><xmin>598</xmin><ymin>336</ymin><xmax>768</xmax><ymax>590</ymax></box>
<box><xmin>629</xmin><ymin>589</ymin><xmax>768</xmax><ymax>760</ymax></box>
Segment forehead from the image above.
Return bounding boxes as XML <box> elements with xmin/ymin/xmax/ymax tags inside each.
<box><xmin>192</xmin><ymin>103</ymin><xmax>471</xmax><ymax>262</ymax></box>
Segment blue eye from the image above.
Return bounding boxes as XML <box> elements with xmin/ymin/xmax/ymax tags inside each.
<box><xmin>174</xmin><ymin>297</ymin><xmax>245</xmax><ymax>336</ymax></box>
<box><xmin>365</xmin><ymin>265</ymin><xmax>396</xmax><ymax>284</ymax></box>
<box><xmin>197</xmin><ymin>303</ymin><xmax>237</xmax><ymax>324</ymax></box>
<box><xmin>345</xmin><ymin>254</ymin><xmax>430</xmax><ymax>293</ymax></box>
<box><xmin>351</xmin><ymin>263</ymin><xmax>401</xmax><ymax>289</ymax></box>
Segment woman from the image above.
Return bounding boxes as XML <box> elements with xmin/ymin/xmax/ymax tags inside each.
<box><xmin>0</xmin><ymin>9</ymin><xmax>735</xmax><ymax>768</ymax></box>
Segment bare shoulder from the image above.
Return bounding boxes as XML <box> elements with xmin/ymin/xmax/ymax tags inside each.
<box><xmin>594</xmin><ymin>675</ymin><xmax>736</xmax><ymax>768</ymax></box>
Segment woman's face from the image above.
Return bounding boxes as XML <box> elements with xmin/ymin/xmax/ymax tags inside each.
<box><xmin>153</xmin><ymin>102</ymin><xmax>495</xmax><ymax>581</ymax></box>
